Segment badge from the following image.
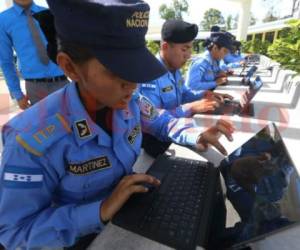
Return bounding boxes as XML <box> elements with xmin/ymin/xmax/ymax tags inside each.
<box><xmin>162</xmin><ymin>85</ymin><xmax>173</xmax><ymax>93</ymax></box>
<box><xmin>128</xmin><ymin>125</ymin><xmax>141</xmax><ymax>144</ymax></box>
<box><xmin>75</xmin><ymin>119</ymin><xmax>91</xmax><ymax>138</ymax></box>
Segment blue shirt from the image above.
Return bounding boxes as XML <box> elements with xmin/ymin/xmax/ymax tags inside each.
<box><xmin>222</xmin><ymin>52</ymin><xmax>245</xmax><ymax>70</ymax></box>
<box><xmin>0</xmin><ymin>82</ymin><xmax>203</xmax><ymax>249</ymax></box>
<box><xmin>0</xmin><ymin>2</ymin><xmax>64</xmax><ymax>100</ymax></box>
<box><xmin>138</xmin><ymin>56</ymin><xmax>206</xmax><ymax>118</ymax></box>
<box><xmin>185</xmin><ymin>50</ymin><xmax>223</xmax><ymax>91</ymax></box>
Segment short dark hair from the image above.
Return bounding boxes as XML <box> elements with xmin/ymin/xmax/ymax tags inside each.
<box><xmin>203</xmin><ymin>38</ymin><xmax>222</xmax><ymax>51</ymax></box>
<box><xmin>57</xmin><ymin>38</ymin><xmax>94</xmax><ymax>64</ymax></box>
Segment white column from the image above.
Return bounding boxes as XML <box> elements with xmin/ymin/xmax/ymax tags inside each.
<box><xmin>4</xmin><ymin>0</ymin><xmax>13</xmax><ymax>8</ymax></box>
<box><xmin>296</xmin><ymin>5</ymin><xmax>300</xmax><ymax>19</ymax></box>
<box><xmin>236</xmin><ymin>0</ymin><xmax>252</xmax><ymax>41</ymax></box>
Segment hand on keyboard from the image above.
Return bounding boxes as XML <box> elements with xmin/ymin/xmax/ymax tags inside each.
<box><xmin>100</xmin><ymin>174</ymin><xmax>161</xmax><ymax>222</ymax></box>
<box><xmin>196</xmin><ymin>119</ymin><xmax>235</xmax><ymax>155</ymax></box>
<box><xmin>206</xmin><ymin>91</ymin><xmax>233</xmax><ymax>104</ymax></box>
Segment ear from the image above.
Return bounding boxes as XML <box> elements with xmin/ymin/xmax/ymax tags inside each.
<box><xmin>161</xmin><ymin>41</ymin><xmax>169</xmax><ymax>51</ymax></box>
<box><xmin>56</xmin><ymin>52</ymin><xmax>80</xmax><ymax>82</ymax></box>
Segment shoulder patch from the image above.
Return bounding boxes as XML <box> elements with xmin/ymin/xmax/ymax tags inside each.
<box><xmin>2</xmin><ymin>165</ymin><xmax>43</xmax><ymax>189</ymax></box>
<box><xmin>139</xmin><ymin>96</ymin><xmax>158</xmax><ymax>121</ymax></box>
<box><xmin>16</xmin><ymin>113</ymin><xmax>71</xmax><ymax>156</ymax></box>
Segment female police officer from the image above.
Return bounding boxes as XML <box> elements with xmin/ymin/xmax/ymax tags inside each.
<box><xmin>0</xmin><ymin>0</ymin><xmax>234</xmax><ymax>249</ymax></box>
<box><xmin>185</xmin><ymin>32</ymin><xmax>233</xmax><ymax>91</ymax></box>
<box><xmin>223</xmin><ymin>40</ymin><xmax>246</xmax><ymax>69</ymax></box>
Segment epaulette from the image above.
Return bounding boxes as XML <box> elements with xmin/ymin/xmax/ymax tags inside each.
<box><xmin>16</xmin><ymin>113</ymin><xmax>72</xmax><ymax>156</ymax></box>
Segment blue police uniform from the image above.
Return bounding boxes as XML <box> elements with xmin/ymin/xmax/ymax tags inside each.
<box><xmin>221</xmin><ymin>52</ymin><xmax>245</xmax><ymax>71</ymax></box>
<box><xmin>0</xmin><ymin>82</ymin><xmax>203</xmax><ymax>249</ymax></box>
<box><xmin>139</xmin><ymin>56</ymin><xmax>206</xmax><ymax>118</ymax></box>
<box><xmin>185</xmin><ymin>50</ymin><xmax>223</xmax><ymax>91</ymax></box>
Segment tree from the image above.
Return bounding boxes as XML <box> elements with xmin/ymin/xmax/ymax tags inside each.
<box><xmin>263</xmin><ymin>0</ymin><xmax>299</xmax><ymax>17</ymax></box>
<box><xmin>263</xmin><ymin>7</ymin><xmax>279</xmax><ymax>23</ymax></box>
<box><xmin>268</xmin><ymin>19</ymin><xmax>300</xmax><ymax>73</ymax></box>
<box><xmin>263</xmin><ymin>13</ymin><xmax>279</xmax><ymax>22</ymax></box>
<box><xmin>159</xmin><ymin>0</ymin><xmax>189</xmax><ymax>20</ymax></box>
<box><xmin>232</xmin><ymin>12</ymin><xmax>256</xmax><ymax>29</ymax></box>
<box><xmin>250</xmin><ymin>13</ymin><xmax>257</xmax><ymax>25</ymax></box>
<box><xmin>226</xmin><ymin>15</ymin><xmax>233</xmax><ymax>30</ymax></box>
<box><xmin>200</xmin><ymin>8</ymin><xmax>225</xmax><ymax>31</ymax></box>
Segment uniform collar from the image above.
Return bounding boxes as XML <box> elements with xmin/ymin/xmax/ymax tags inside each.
<box><xmin>156</xmin><ymin>54</ymin><xmax>181</xmax><ymax>84</ymax></box>
<box><xmin>204</xmin><ymin>50</ymin><xmax>214</xmax><ymax>65</ymax></box>
<box><xmin>65</xmin><ymin>82</ymin><xmax>111</xmax><ymax>147</ymax></box>
<box><xmin>13</xmin><ymin>2</ymin><xmax>39</xmax><ymax>15</ymax></box>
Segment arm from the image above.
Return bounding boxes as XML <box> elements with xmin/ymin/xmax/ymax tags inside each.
<box><xmin>181</xmin><ymin>83</ymin><xmax>206</xmax><ymax>103</ymax></box>
<box><xmin>185</xmin><ymin>60</ymin><xmax>217</xmax><ymax>91</ymax></box>
<box><xmin>138</xmin><ymin>94</ymin><xmax>234</xmax><ymax>153</ymax></box>
<box><xmin>0</xmin><ymin>21</ymin><xmax>24</xmax><ymax>101</ymax></box>
<box><xmin>0</xmin><ymin>130</ymin><xmax>104</xmax><ymax>249</ymax></box>
<box><xmin>139</xmin><ymin>81</ymin><xmax>195</xmax><ymax>118</ymax></box>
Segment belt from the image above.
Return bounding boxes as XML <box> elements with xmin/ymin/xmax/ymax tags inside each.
<box><xmin>25</xmin><ymin>75</ymin><xmax>67</xmax><ymax>83</ymax></box>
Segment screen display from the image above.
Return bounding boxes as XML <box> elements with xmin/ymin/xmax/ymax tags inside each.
<box><xmin>239</xmin><ymin>76</ymin><xmax>263</xmax><ymax>108</ymax></box>
<box><xmin>220</xmin><ymin>123</ymin><xmax>300</xmax><ymax>248</ymax></box>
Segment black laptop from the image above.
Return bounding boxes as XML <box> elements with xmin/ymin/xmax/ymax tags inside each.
<box><xmin>231</xmin><ymin>65</ymin><xmax>258</xmax><ymax>82</ymax></box>
<box><xmin>208</xmin><ymin>76</ymin><xmax>263</xmax><ymax>117</ymax></box>
<box><xmin>226</xmin><ymin>65</ymin><xmax>257</xmax><ymax>86</ymax></box>
<box><xmin>112</xmin><ymin>123</ymin><xmax>300</xmax><ymax>250</ymax></box>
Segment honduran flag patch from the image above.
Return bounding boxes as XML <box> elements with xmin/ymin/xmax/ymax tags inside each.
<box><xmin>2</xmin><ymin>166</ymin><xmax>43</xmax><ymax>189</ymax></box>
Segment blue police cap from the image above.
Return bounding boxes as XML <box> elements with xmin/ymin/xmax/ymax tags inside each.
<box><xmin>209</xmin><ymin>32</ymin><xmax>233</xmax><ymax>50</ymax></box>
<box><xmin>161</xmin><ymin>19</ymin><xmax>198</xmax><ymax>43</ymax></box>
<box><xmin>210</xmin><ymin>25</ymin><xmax>221</xmax><ymax>32</ymax></box>
<box><xmin>46</xmin><ymin>0</ymin><xmax>166</xmax><ymax>83</ymax></box>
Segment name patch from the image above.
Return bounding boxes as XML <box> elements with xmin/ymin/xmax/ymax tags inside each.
<box><xmin>128</xmin><ymin>125</ymin><xmax>141</xmax><ymax>144</ymax></box>
<box><xmin>68</xmin><ymin>156</ymin><xmax>111</xmax><ymax>175</ymax></box>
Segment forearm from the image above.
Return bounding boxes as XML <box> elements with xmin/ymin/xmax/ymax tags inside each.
<box><xmin>1</xmin><ymin>62</ymin><xmax>23</xmax><ymax>100</ymax></box>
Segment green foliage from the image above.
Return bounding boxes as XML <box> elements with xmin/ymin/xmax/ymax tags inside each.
<box><xmin>240</xmin><ymin>39</ymin><xmax>271</xmax><ymax>55</ymax></box>
<box><xmin>159</xmin><ymin>0</ymin><xmax>189</xmax><ymax>20</ymax></box>
<box><xmin>200</xmin><ymin>8</ymin><xmax>225</xmax><ymax>31</ymax></box>
<box><xmin>146</xmin><ymin>40</ymin><xmax>160</xmax><ymax>55</ymax></box>
<box><xmin>251</xmin><ymin>39</ymin><xmax>271</xmax><ymax>54</ymax></box>
<box><xmin>241</xmin><ymin>40</ymin><xmax>252</xmax><ymax>53</ymax></box>
<box><xmin>226</xmin><ymin>15</ymin><xmax>233</xmax><ymax>30</ymax></box>
<box><xmin>268</xmin><ymin>19</ymin><xmax>300</xmax><ymax>73</ymax></box>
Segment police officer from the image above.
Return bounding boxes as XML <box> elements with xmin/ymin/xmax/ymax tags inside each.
<box><xmin>223</xmin><ymin>40</ymin><xmax>246</xmax><ymax>69</ymax></box>
<box><xmin>185</xmin><ymin>32</ymin><xmax>233</xmax><ymax>91</ymax></box>
<box><xmin>0</xmin><ymin>0</ymin><xmax>234</xmax><ymax>249</ymax></box>
<box><xmin>139</xmin><ymin>19</ymin><xmax>232</xmax><ymax>157</ymax></box>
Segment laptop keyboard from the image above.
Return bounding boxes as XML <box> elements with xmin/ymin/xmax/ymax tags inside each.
<box><xmin>138</xmin><ymin>158</ymin><xmax>211</xmax><ymax>249</ymax></box>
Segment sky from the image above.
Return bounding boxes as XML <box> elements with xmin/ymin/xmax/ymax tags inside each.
<box><xmin>0</xmin><ymin>0</ymin><xmax>295</xmax><ymax>28</ymax></box>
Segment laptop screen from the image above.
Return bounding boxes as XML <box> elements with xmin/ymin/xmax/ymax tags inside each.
<box><xmin>239</xmin><ymin>76</ymin><xmax>263</xmax><ymax>108</ymax></box>
<box><xmin>220</xmin><ymin>123</ymin><xmax>300</xmax><ymax>248</ymax></box>
<box><xmin>242</xmin><ymin>66</ymin><xmax>258</xmax><ymax>83</ymax></box>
